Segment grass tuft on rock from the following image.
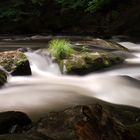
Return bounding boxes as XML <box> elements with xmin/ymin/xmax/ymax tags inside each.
<box><xmin>48</xmin><ymin>39</ymin><xmax>74</xmax><ymax>59</ymax></box>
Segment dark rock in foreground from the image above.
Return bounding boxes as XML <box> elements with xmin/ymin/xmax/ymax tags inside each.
<box><xmin>0</xmin><ymin>111</ymin><xmax>32</xmax><ymax>134</ymax></box>
<box><xmin>0</xmin><ymin>104</ymin><xmax>139</xmax><ymax>140</ymax></box>
<box><xmin>0</xmin><ymin>134</ymin><xmax>43</xmax><ymax>140</ymax></box>
<box><xmin>29</xmin><ymin>104</ymin><xmax>135</xmax><ymax>140</ymax></box>
<box><xmin>0</xmin><ymin>51</ymin><xmax>31</xmax><ymax>76</ymax></box>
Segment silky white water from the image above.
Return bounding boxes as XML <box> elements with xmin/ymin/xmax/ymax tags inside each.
<box><xmin>0</xmin><ymin>40</ymin><xmax>140</xmax><ymax>120</ymax></box>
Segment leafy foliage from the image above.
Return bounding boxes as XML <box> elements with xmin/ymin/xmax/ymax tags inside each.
<box><xmin>56</xmin><ymin>0</ymin><xmax>112</xmax><ymax>12</ymax></box>
<box><xmin>48</xmin><ymin>39</ymin><xmax>74</xmax><ymax>59</ymax></box>
<box><xmin>0</xmin><ymin>0</ymin><xmax>136</xmax><ymax>34</ymax></box>
<box><xmin>57</xmin><ymin>0</ymin><xmax>132</xmax><ymax>12</ymax></box>
<box><xmin>87</xmin><ymin>0</ymin><xmax>111</xmax><ymax>12</ymax></box>
<box><xmin>56</xmin><ymin>0</ymin><xmax>87</xmax><ymax>10</ymax></box>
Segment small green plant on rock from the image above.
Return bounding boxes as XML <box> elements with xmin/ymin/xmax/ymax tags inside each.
<box><xmin>48</xmin><ymin>39</ymin><xmax>74</xmax><ymax>59</ymax></box>
<box><xmin>81</xmin><ymin>45</ymin><xmax>90</xmax><ymax>52</ymax></box>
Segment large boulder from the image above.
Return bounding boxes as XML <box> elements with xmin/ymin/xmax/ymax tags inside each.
<box><xmin>29</xmin><ymin>104</ymin><xmax>135</xmax><ymax>140</ymax></box>
<box><xmin>0</xmin><ymin>51</ymin><xmax>31</xmax><ymax>76</ymax></box>
<box><xmin>106</xmin><ymin>105</ymin><xmax>140</xmax><ymax>140</ymax></box>
<box><xmin>51</xmin><ymin>38</ymin><xmax>128</xmax><ymax>75</ymax></box>
<box><xmin>60</xmin><ymin>52</ymin><xmax>124</xmax><ymax>75</ymax></box>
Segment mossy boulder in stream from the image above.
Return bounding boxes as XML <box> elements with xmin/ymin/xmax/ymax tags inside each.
<box><xmin>60</xmin><ymin>52</ymin><xmax>123</xmax><ymax>75</ymax></box>
<box><xmin>0</xmin><ymin>51</ymin><xmax>31</xmax><ymax>76</ymax></box>
<box><xmin>48</xmin><ymin>38</ymin><xmax>126</xmax><ymax>75</ymax></box>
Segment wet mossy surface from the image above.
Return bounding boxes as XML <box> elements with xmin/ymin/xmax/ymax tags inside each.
<box><xmin>60</xmin><ymin>52</ymin><xmax>124</xmax><ymax>75</ymax></box>
<box><xmin>52</xmin><ymin>38</ymin><xmax>127</xmax><ymax>75</ymax></box>
<box><xmin>0</xmin><ymin>51</ymin><xmax>31</xmax><ymax>76</ymax></box>
<box><xmin>0</xmin><ymin>69</ymin><xmax>7</xmax><ymax>86</ymax></box>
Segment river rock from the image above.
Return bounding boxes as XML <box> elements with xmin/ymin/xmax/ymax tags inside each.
<box><xmin>75</xmin><ymin>38</ymin><xmax>128</xmax><ymax>51</ymax></box>
<box><xmin>0</xmin><ymin>51</ymin><xmax>31</xmax><ymax>76</ymax></box>
<box><xmin>0</xmin><ymin>67</ymin><xmax>7</xmax><ymax>86</ymax></box>
<box><xmin>60</xmin><ymin>52</ymin><xmax>124</xmax><ymax>75</ymax></box>
<box><xmin>56</xmin><ymin>38</ymin><xmax>127</xmax><ymax>75</ymax></box>
<box><xmin>0</xmin><ymin>111</ymin><xmax>32</xmax><ymax>134</ymax></box>
<box><xmin>29</xmin><ymin>104</ymin><xmax>135</xmax><ymax>140</ymax></box>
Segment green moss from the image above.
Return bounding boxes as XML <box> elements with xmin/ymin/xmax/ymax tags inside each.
<box><xmin>103</xmin><ymin>59</ymin><xmax>110</xmax><ymax>66</ymax></box>
<box><xmin>0</xmin><ymin>51</ymin><xmax>25</xmax><ymax>72</ymax></box>
<box><xmin>0</xmin><ymin>73</ymin><xmax>7</xmax><ymax>83</ymax></box>
<box><xmin>0</xmin><ymin>51</ymin><xmax>31</xmax><ymax>76</ymax></box>
<box><xmin>59</xmin><ymin>52</ymin><xmax>124</xmax><ymax>75</ymax></box>
<box><xmin>16</xmin><ymin>60</ymin><xmax>26</xmax><ymax>67</ymax></box>
<box><xmin>128</xmin><ymin>123</ymin><xmax>140</xmax><ymax>139</ymax></box>
<box><xmin>81</xmin><ymin>46</ymin><xmax>90</xmax><ymax>52</ymax></box>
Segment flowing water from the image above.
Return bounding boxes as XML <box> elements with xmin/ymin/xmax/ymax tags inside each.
<box><xmin>0</xmin><ymin>36</ymin><xmax>140</xmax><ymax>120</ymax></box>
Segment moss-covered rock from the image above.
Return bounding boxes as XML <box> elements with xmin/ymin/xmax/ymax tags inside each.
<box><xmin>0</xmin><ymin>68</ymin><xmax>7</xmax><ymax>86</ymax></box>
<box><xmin>60</xmin><ymin>52</ymin><xmax>124</xmax><ymax>75</ymax></box>
<box><xmin>48</xmin><ymin>38</ymin><xmax>127</xmax><ymax>75</ymax></box>
<box><xmin>0</xmin><ymin>51</ymin><xmax>31</xmax><ymax>76</ymax></box>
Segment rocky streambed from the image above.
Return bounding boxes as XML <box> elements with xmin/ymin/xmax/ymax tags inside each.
<box><xmin>0</xmin><ymin>37</ymin><xmax>139</xmax><ymax>140</ymax></box>
<box><xmin>0</xmin><ymin>103</ymin><xmax>139</xmax><ymax>140</ymax></box>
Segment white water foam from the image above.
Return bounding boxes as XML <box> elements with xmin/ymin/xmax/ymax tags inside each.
<box><xmin>0</xmin><ymin>41</ymin><xmax>140</xmax><ymax>120</ymax></box>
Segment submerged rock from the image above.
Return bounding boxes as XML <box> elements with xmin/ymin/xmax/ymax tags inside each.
<box><xmin>29</xmin><ymin>104</ymin><xmax>135</xmax><ymax>140</ymax></box>
<box><xmin>0</xmin><ymin>111</ymin><xmax>32</xmax><ymax>134</ymax></box>
<box><xmin>0</xmin><ymin>51</ymin><xmax>31</xmax><ymax>76</ymax></box>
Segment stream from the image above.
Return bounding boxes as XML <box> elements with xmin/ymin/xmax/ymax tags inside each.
<box><xmin>0</xmin><ymin>36</ymin><xmax>140</xmax><ymax>121</ymax></box>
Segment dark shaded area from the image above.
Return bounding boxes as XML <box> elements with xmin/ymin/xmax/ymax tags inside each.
<box><xmin>0</xmin><ymin>104</ymin><xmax>139</xmax><ymax>140</ymax></box>
<box><xmin>29</xmin><ymin>104</ymin><xmax>137</xmax><ymax>140</ymax></box>
<box><xmin>11</xmin><ymin>60</ymin><xmax>31</xmax><ymax>76</ymax></box>
<box><xmin>0</xmin><ymin>0</ymin><xmax>139</xmax><ymax>37</ymax></box>
<box><xmin>0</xmin><ymin>111</ymin><xmax>32</xmax><ymax>134</ymax></box>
